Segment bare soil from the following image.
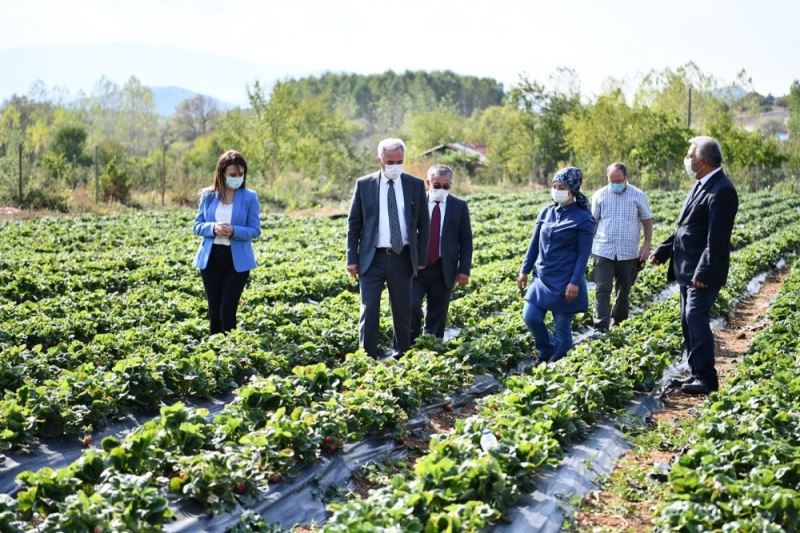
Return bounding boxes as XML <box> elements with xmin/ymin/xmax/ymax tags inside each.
<box><xmin>574</xmin><ymin>269</ymin><xmax>787</xmax><ymax>532</ymax></box>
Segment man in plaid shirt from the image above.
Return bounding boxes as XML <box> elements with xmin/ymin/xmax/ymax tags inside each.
<box><xmin>590</xmin><ymin>162</ymin><xmax>653</xmax><ymax>331</ymax></box>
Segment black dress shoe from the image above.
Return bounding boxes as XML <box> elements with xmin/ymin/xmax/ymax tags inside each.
<box><xmin>669</xmin><ymin>375</ymin><xmax>695</xmax><ymax>388</ymax></box>
<box><xmin>681</xmin><ymin>379</ymin><xmax>718</xmax><ymax>395</ymax></box>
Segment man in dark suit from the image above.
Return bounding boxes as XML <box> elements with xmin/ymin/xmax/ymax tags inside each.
<box><xmin>650</xmin><ymin>136</ymin><xmax>738</xmax><ymax>395</ymax></box>
<box><xmin>411</xmin><ymin>165</ymin><xmax>473</xmax><ymax>341</ymax></box>
<box><xmin>347</xmin><ymin>138</ymin><xmax>429</xmax><ymax>358</ymax></box>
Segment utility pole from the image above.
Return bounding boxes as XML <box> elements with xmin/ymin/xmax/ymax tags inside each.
<box><xmin>687</xmin><ymin>87</ymin><xmax>693</xmax><ymax>129</ymax></box>
<box><xmin>18</xmin><ymin>144</ymin><xmax>23</xmax><ymax>206</ymax></box>
<box><xmin>94</xmin><ymin>145</ymin><xmax>99</xmax><ymax>203</ymax></box>
<box><xmin>161</xmin><ymin>142</ymin><xmax>167</xmax><ymax>206</ymax></box>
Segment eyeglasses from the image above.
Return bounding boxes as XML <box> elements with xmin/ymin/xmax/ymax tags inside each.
<box><xmin>432</xmin><ymin>183</ymin><xmax>451</xmax><ymax>190</ymax></box>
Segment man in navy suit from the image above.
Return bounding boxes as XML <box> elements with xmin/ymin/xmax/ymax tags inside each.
<box><xmin>651</xmin><ymin>136</ymin><xmax>738</xmax><ymax>395</ymax></box>
<box><xmin>411</xmin><ymin>165</ymin><xmax>473</xmax><ymax>341</ymax></box>
<box><xmin>347</xmin><ymin>138</ymin><xmax>430</xmax><ymax>358</ymax></box>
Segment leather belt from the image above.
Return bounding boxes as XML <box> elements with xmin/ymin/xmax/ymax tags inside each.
<box><xmin>376</xmin><ymin>246</ymin><xmax>408</xmax><ymax>254</ymax></box>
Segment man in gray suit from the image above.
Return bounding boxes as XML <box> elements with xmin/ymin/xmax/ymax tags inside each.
<box><xmin>411</xmin><ymin>164</ymin><xmax>473</xmax><ymax>340</ymax></box>
<box><xmin>347</xmin><ymin>138</ymin><xmax>430</xmax><ymax>358</ymax></box>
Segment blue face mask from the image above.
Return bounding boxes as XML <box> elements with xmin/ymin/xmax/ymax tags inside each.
<box><xmin>609</xmin><ymin>182</ymin><xmax>626</xmax><ymax>194</ymax></box>
<box><xmin>225</xmin><ymin>176</ymin><xmax>244</xmax><ymax>189</ymax></box>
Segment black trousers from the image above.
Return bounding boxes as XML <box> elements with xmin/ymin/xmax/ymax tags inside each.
<box><xmin>679</xmin><ymin>284</ymin><xmax>721</xmax><ymax>388</ymax></box>
<box><xmin>411</xmin><ymin>259</ymin><xmax>453</xmax><ymax>340</ymax></box>
<box><xmin>359</xmin><ymin>247</ymin><xmax>413</xmax><ymax>358</ymax></box>
<box><xmin>200</xmin><ymin>244</ymin><xmax>250</xmax><ymax>334</ymax></box>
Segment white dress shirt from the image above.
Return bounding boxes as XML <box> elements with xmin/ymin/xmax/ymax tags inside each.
<box><xmin>377</xmin><ymin>173</ymin><xmax>409</xmax><ymax>247</ymax></box>
<box><xmin>697</xmin><ymin>167</ymin><xmax>721</xmax><ymax>188</ymax></box>
<box><xmin>213</xmin><ymin>201</ymin><xmax>233</xmax><ymax>246</ymax></box>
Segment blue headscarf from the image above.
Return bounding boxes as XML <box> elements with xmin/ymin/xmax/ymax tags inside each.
<box><xmin>553</xmin><ymin>166</ymin><xmax>591</xmax><ymax>212</ymax></box>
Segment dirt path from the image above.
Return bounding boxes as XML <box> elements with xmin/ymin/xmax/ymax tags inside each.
<box><xmin>572</xmin><ymin>269</ymin><xmax>788</xmax><ymax>532</ymax></box>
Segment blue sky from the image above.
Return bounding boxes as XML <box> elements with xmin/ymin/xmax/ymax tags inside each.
<box><xmin>1</xmin><ymin>0</ymin><xmax>798</xmax><ymax>103</ymax></box>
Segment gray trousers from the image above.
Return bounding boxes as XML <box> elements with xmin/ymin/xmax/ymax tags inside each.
<box><xmin>593</xmin><ymin>255</ymin><xmax>640</xmax><ymax>330</ymax></box>
<box><xmin>359</xmin><ymin>247</ymin><xmax>413</xmax><ymax>358</ymax></box>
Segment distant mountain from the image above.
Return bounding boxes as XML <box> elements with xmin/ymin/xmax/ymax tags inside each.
<box><xmin>712</xmin><ymin>85</ymin><xmax>748</xmax><ymax>100</ymax></box>
<box><xmin>151</xmin><ymin>86</ymin><xmax>235</xmax><ymax>117</ymax></box>
<box><xmin>0</xmin><ymin>43</ymin><xmax>314</xmax><ymax>107</ymax></box>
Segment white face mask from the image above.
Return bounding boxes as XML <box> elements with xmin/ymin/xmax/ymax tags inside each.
<box><xmin>383</xmin><ymin>164</ymin><xmax>403</xmax><ymax>181</ymax></box>
<box><xmin>551</xmin><ymin>189</ymin><xmax>570</xmax><ymax>205</ymax></box>
<box><xmin>684</xmin><ymin>157</ymin><xmax>698</xmax><ymax>179</ymax></box>
<box><xmin>429</xmin><ymin>188</ymin><xmax>448</xmax><ymax>202</ymax></box>
<box><xmin>225</xmin><ymin>176</ymin><xmax>244</xmax><ymax>189</ymax></box>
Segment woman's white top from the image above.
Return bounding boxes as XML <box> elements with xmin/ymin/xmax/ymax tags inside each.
<box><xmin>213</xmin><ymin>201</ymin><xmax>233</xmax><ymax>245</ymax></box>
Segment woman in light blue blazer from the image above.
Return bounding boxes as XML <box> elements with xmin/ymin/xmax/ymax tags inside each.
<box><xmin>193</xmin><ymin>150</ymin><xmax>261</xmax><ymax>334</ymax></box>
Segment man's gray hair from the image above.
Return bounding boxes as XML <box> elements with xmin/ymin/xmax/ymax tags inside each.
<box><xmin>427</xmin><ymin>164</ymin><xmax>454</xmax><ymax>181</ymax></box>
<box><xmin>377</xmin><ymin>138</ymin><xmax>406</xmax><ymax>158</ymax></box>
<box><xmin>689</xmin><ymin>136</ymin><xmax>723</xmax><ymax>167</ymax></box>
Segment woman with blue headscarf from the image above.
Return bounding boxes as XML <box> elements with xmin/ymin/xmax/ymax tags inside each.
<box><xmin>517</xmin><ymin>167</ymin><xmax>594</xmax><ymax>363</ymax></box>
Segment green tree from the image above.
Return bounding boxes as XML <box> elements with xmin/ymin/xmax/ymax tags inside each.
<box><xmin>467</xmin><ymin>104</ymin><xmax>531</xmax><ymax>183</ymax></box>
<box><xmin>50</xmin><ymin>125</ymin><xmax>90</xmax><ymax>166</ymax></box>
<box><xmin>788</xmin><ymin>80</ymin><xmax>800</xmax><ymax>141</ymax></box>
<box><xmin>285</xmin><ymin>70</ymin><xmax>504</xmax><ymax>140</ymax></box>
<box><xmin>565</xmin><ymin>90</ymin><xmax>692</xmax><ymax>189</ymax></box>
<box><xmin>404</xmin><ymin>105</ymin><xmax>465</xmax><ymax>155</ymax></box>
<box><xmin>508</xmin><ymin>74</ymin><xmax>581</xmax><ymax>183</ymax></box>
<box><xmin>634</xmin><ymin>62</ymin><xmax>729</xmax><ymax>132</ymax></box>
<box><xmin>628</xmin><ymin>111</ymin><xmax>692</xmax><ymax>190</ymax></box>
<box><xmin>221</xmin><ymin>81</ymin><xmax>359</xmax><ymax>190</ymax></box>
<box><xmin>564</xmin><ymin>89</ymin><xmax>634</xmax><ymax>183</ymax></box>
<box><xmin>82</xmin><ymin>76</ymin><xmax>159</xmax><ymax>157</ymax></box>
<box><xmin>100</xmin><ymin>156</ymin><xmax>131</xmax><ymax>203</ymax></box>
<box><xmin>170</xmin><ymin>95</ymin><xmax>220</xmax><ymax>141</ymax></box>
<box><xmin>709</xmin><ymin>113</ymin><xmax>787</xmax><ymax>190</ymax></box>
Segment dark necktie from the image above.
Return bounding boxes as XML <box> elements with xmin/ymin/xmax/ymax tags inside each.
<box><xmin>689</xmin><ymin>181</ymin><xmax>702</xmax><ymax>201</ymax></box>
<box><xmin>387</xmin><ymin>180</ymin><xmax>403</xmax><ymax>254</ymax></box>
<box><xmin>681</xmin><ymin>181</ymin><xmax>701</xmax><ymax>217</ymax></box>
<box><xmin>427</xmin><ymin>201</ymin><xmax>441</xmax><ymax>265</ymax></box>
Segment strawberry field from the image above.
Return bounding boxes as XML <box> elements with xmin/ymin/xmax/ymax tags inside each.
<box><xmin>1</xmin><ymin>191</ymin><xmax>800</xmax><ymax>532</ymax></box>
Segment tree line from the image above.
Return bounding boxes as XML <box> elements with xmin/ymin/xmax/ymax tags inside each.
<box><xmin>1</xmin><ymin>64</ymin><xmax>798</xmax><ymax>211</ymax></box>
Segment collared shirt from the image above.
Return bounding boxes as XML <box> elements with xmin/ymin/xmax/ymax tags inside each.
<box><xmin>427</xmin><ymin>194</ymin><xmax>447</xmax><ymax>256</ymax></box>
<box><xmin>697</xmin><ymin>167</ymin><xmax>721</xmax><ymax>188</ymax></box>
<box><xmin>682</xmin><ymin>166</ymin><xmax>721</xmax><ymax>211</ymax></box>
<box><xmin>377</xmin><ymin>172</ymin><xmax>409</xmax><ymax>247</ymax></box>
<box><xmin>591</xmin><ymin>183</ymin><xmax>652</xmax><ymax>261</ymax></box>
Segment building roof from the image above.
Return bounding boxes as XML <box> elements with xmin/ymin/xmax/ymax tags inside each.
<box><xmin>419</xmin><ymin>142</ymin><xmax>489</xmax><ymax>164</ymax></box>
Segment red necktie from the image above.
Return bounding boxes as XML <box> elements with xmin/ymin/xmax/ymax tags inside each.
<box><xmin>427</xmin><ymin>201</ymin><xmax>441</xmax><ymax>266</ymax></box>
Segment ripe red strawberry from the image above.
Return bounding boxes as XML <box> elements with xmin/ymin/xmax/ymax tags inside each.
<box><xmin>234</xmin><ymin>482</ymin><xmax>247</xmax><ymax>494</ymax></box>
<box><xmin>397</xmin><ymin>436</ymin><xmax>406</xmax><ymax>445</ymax></box>
<box><xmin>81</xmin><ymin>436</ymin><xmax>92</xmax><ymax>447</ymax></box>
<box><xmin>269</xmin><ymin>474</ymin><xmax>281</xmax><ymax>484</ymax></box>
